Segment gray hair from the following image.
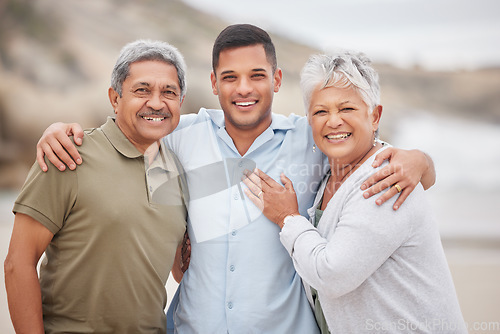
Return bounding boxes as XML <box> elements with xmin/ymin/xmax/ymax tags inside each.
<box><xmin>111</xmin><ymin>39</ymin><xmax>187</xmax><ymax>99</ymax></box>
<box><xmin>300</xmin><ymin>51</ymin><xmax>380</xmax><ymax>113</ymax></box>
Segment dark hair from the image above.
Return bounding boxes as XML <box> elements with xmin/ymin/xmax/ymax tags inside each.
<box><xmin>212</xmin><ymin>24</ymin><xmax>277</xmax><ymax>73</ymax></box>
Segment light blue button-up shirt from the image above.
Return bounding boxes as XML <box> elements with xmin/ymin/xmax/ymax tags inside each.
<box><xmin>165</xmin><ymin>108</ymin><xmax>326</xmax><ymax>333</ymax></box>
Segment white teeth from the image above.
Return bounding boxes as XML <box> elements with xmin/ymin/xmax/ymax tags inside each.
<box><xmin>326</xmin><ymin>133</ymin><xmax>351</xmax><ymax>140</ymax></box>
<box><xmin>142</xmin><ymin>116</ymin><xmax>165</xmax><ymax>122</ymax></box>
<box><xmin>235</xmin><ymin>101</ymin><xmax>256</xmax><ymax>106</ymax></box>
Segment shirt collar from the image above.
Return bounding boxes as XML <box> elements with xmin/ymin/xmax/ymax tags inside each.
<box><xmin>205</xmin><ymin>108</ymin><xmax>296</xmax><ymax>131</ymax></box>
<box><xmin>101</xmin><ymin>116</ymin><xmax>143</xmax><ymax>159</ymax></box>
<box><xmin>146</xmin><ymin>141</ymin><xmax>177</xmax><ymax>173</ymax></box>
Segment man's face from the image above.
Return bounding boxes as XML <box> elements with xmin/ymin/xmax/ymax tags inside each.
<box><xmin>110</xmin><ymin>60</ymin><xmax>183</xmax><ymax>153</ymax></box>
<box><xmin>211</xmin><ymin>44</ymin><xmax>282</xmax><ymax>135</ymax></box>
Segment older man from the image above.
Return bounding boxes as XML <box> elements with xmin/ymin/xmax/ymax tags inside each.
<box><xmin>4</xmin><ymin>40</ymin><xmax>188</xmax><ymax>333</ymax></box>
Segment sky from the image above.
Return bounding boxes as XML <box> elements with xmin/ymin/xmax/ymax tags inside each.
<box><xmin>183</xmin><ymin>0</ymin><xmax>500</xmax><ymax>71</ymax></box>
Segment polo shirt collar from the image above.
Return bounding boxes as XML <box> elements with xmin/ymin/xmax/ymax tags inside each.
<box><xmin>101</xmin><ymin>117</ymin><xmax>143</xmax><ymax>159</ymax></box>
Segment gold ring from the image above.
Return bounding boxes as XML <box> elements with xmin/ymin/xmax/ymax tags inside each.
<box><xmin>393</xmin><ymin>184</ymin><xmax>402</xmax><ymax>193</ymax></box>
<box><xmin>257</xmin><ymin>191</ymin><xmax>263</xmax><ymax>197</ymax></box>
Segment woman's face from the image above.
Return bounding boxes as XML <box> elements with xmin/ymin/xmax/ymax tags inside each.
<box><xmin>308</xmin><ymin>85</ymin><xmax>382</xmax><ymax>166</ymax></box>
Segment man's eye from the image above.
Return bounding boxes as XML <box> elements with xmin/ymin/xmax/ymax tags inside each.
<box><xmin>252</xmin><ymin>73</ymin><xmax>266</xmax><ymax>79</ymax></box>
<box><xmin>222</xmin><ymin>75</ymin><xmax>236</xmax><ymax>81</ymax></box>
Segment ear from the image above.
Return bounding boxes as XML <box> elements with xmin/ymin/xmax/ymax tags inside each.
<box><xmin>108</xmin><ymin>87</ymin><xmax>120</xmax><ymax>113</ymax></box>
<box><xmin>210</xmin><ymin>71</ymin><xmax>218</xmax><ymax>96</ymax></box>
<box><xmin>371</xmin><ymin>105</ymin><xmax>383</xmax><ymax>131</ymax></box>
<box><xmin>180</xmin><ymin>95</ymin><xmax>185</xmax><ymax>107</ymax></box>
<box><xmin>273</xmin><ymin>68</ymin><xmax>283</xmax><ymax>93</ymax></box>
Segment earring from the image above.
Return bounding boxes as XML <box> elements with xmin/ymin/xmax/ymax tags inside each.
<box><xmin>373</xmin><ymin>137</ymin><xmax>377</xmax><ymax>147</ymax></box>
<box><xmin>312</xmin><ymin>144</ymin><xmax>316</xmax><ymax>153</ymax></box>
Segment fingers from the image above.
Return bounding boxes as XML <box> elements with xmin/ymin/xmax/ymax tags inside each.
<box><xmin>280</xmin><ymin>173</ymin><xmax>295</xmax><ymax>192</ymax></box>
<box><xmin>36</xmin><ymin>139</ymin><xmax>68</xmax><ymax>172</ymax></box>
<box><xmin>392</xmin><ymin>185</ymin><xmax>415</xmax><ymax>211</ymax></box>
<box><xmin>181</xmin><ymin>232</ymin><xmax>191</xmax><ymax>273</ymax></box>
<box><xmin>37</xmin><ymin>122</ymin><xmax>84</xmax><ymax>172</ymax></box>
<box><xmin>36</xmin><ymin>143</ymin><xmax>49</xmax><ymax>172</ymax></box>
<box><xmin>361</xmin><ymin>165</ymin><xmax>396</xmax><ymax>196</ymax></box>
<box><xmin>69</xmin><ymin>123</ymin><xmax>85</xmax><ymax>146</ymax></box>
<box><xmin>242</xmin><ymin>170</ymin><xmax>263</xmax><ymax>192</ymax></box>
<box><xmin>243</xmin><ymin>188</ymin><xmax>264</xmax><ymax>211</ymax></box>
<box><xmin>371</xmin><ymin>147</ymin><xmax>394</xmax><ymax>168</ymax></box>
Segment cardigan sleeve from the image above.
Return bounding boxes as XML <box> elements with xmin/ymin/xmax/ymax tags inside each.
<box><xmin>280</xmin><ymin>183</ymin><xmax>420</xmax><ymax>299</ymax></box>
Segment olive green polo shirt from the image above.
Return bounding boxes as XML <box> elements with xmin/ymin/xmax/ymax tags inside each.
<box><xmin>13</xmin><ymin>117</ymin><xmax>187</xmax><ymax>333</ymax></box>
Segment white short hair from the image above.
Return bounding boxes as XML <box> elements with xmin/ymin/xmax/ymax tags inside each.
<box><xmin>300</xmin><ymin>51</ymin><xmax>380</xmax><ymax>113</ymax></box>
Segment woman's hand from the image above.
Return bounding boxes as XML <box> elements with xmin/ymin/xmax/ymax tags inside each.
<box><xmin>360</xmin><ymin>148</ymin><xmax>435</xmax><ymax>210</ymax></box>
<box><xmin>36</xmin><ymin>122</ymin><xmax>84</xmax><ymax>172</ymax></box>
<box><xmin>243</xmin><ymin>169</ymin><xmax>300</xmax><ymax>229</ymax></box>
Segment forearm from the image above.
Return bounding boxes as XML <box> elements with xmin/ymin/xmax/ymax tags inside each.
<box><xmin>420</xmin><ymin>152</ymin><xmax>436</xmax><ymax>190</ymax></box>
<box><xmin>5</xmin><ymin>263</ymin><xmax>45</xmax><ymax>334</ymax></box>
<box><xmin>281</xmin><ymin>198</ymin><xmax>409</xmax><ymax>299</ymax></box>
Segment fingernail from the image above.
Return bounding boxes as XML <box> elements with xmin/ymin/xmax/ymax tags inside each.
<box><xmin>394</xmin><ymin>205</ymin><xmax>399</xmax><ymax>210</ymax></box>
<box><xmin>69</xmin><ymin>163</ymin><xmax>76</xmax><ymax>170</ymax></box>
<box><xmin>360</xmin><ymin>184</ymin><xmax>367</xmax><ymax>190</ymax></box>
<box><xmin>59</xmin><ymin>165</ymin><xmax>65</xmax><ymax>171</ymax></box>
<box><xmin>363</xmin><ymin>192</ymin><xmax>369</xmax><ymax>198</ymax></box>
<box><xmin>376</xmin><ymin>199</ymin><xmax>382</xmax><ymax>205</ymax></box>
<box><xmin>76</xmin><ymin>158</ymin><xmax>82</xmax><ymax>164</ymax></box>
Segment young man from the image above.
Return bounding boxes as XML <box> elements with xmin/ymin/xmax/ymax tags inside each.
<box><xmin>36</xmin><ymin>25</ymin><xmax>435</xmax><ymax>333</ymax></box>
<box><xmin>4</xmin><ymin>40</ymin><xmax>188</xmax><ymax>333</ymax></box>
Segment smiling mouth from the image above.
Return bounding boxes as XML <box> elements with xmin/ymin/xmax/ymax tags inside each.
<box><xmin>141</xmin><ymin>116</ymin><xmax>166</xmax><ymax>122</ymax></box>
<box><xmin>326</xmin><ymin>133</ymin><xmax>351</xmax><ymax>140</ymax></box>
<box><xmin>234</xmin><ymin>101</ymin><xmax>257</xmax><ymax>107</ymax></box>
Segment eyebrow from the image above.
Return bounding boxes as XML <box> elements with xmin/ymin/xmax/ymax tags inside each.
<box><xmin>219</xmin><ymin>68</ymin><xmax>267</xmax><ymax>76</ymax></box>
<box><xmin>132</xmin><ymin>82</ymin><xmax>179</xmax><ymax>91</ymax></box>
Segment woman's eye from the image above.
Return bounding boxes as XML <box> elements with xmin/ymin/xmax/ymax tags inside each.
<box><xmin>341</xmin><ymin>107</ymin><xmax>354</xmax><ymax>112</ymax></box>
<box><xmin>313</xmin><ymin>110</ymin><xmax>327</xmax><ymax>116</ymax></box>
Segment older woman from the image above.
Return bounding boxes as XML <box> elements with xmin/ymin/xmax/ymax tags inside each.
<box><xmin>244</xmin><ymin>51</ymin><xmax>466</xmax><ymax>333</ymax></box>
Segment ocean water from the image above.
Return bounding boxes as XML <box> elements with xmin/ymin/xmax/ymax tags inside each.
<box><xmin>390</xmin><ymin>111</ymin><xmax>500</xmax><ymax>240</ymax></box>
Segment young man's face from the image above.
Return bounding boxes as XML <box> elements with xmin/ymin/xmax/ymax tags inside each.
<box><xmin>109</xmin><ymin>60</ymin><xmax>183</xmax><ymax>153</ymax></box>
<box><xmin>211</xmin><ymin>44</ymin><xmax>282</xmax><ymax>135</ymax></box>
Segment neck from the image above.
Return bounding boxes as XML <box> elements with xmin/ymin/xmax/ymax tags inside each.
<box><xmin>225</xmin><ymin>116</ymin><xmax>272</xmax><ymax>156</ymax></box>
<box><xmin>328</xmin><ymin>143</ymin><xmax>382</xmax><ymax>192</ymax></box>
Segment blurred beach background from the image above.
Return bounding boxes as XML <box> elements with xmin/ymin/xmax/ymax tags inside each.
<box><xmin>0</xmin><ymin>0</ymin><xmax>499</xmax><ymax>332</ymax></box>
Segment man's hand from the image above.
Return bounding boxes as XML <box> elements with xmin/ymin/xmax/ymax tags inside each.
<box><xmin>361</xmin><ymin>148</ymin><xmax>435</xmax><ymax>210</ymax></box>
<box><xmin>172</xmin><ymin>232</ymin><xmax>191</xmax><ymax>283</ymax></box>
<box><xmin>36</xmin><ymin>122</ymin><xmax>84</xmax><ymax>172</ymax></box>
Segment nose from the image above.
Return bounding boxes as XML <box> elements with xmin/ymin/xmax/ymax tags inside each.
<box><xmin>326</xmin><ymin>112</ymin><xmax>343</xmax><ymax>128</ymax></box>
<box><xmin>146</xmin><ymin>91</ymin><xmax>164</xmax><ymax>111</ymax></box>
<box><xmin>236</xmin><ymin>77</ymin><xmax>253</xmax><ymax>96</ymax></box>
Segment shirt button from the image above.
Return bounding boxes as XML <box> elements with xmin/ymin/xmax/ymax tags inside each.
<box><xmin>238</xmin><ymin>161</ymin><xmax>243</xmax><ymax>167</ymax></box>
<box><xmin>233</xmin><ymin>193</ymin><xmax>239</xmax><ymax>200</ymax></box>
<box><xmin>229</xmin><ymin>265</ymin><xmax>235</xmax><ymax>272</ymax></box>
<box><xmin>149</xmin><ymin>186</ymin><xmax>153</xmax><ymax>192</ymax></box>
<box><xmin>227</xmin><ymin>302</ymin><xmax>233</xmax><ymax>309</ymax></box>
<box><xmin>231</xmin><ymin>230</ymin><xmax>237</xmax><ymax>236</ymax></box>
